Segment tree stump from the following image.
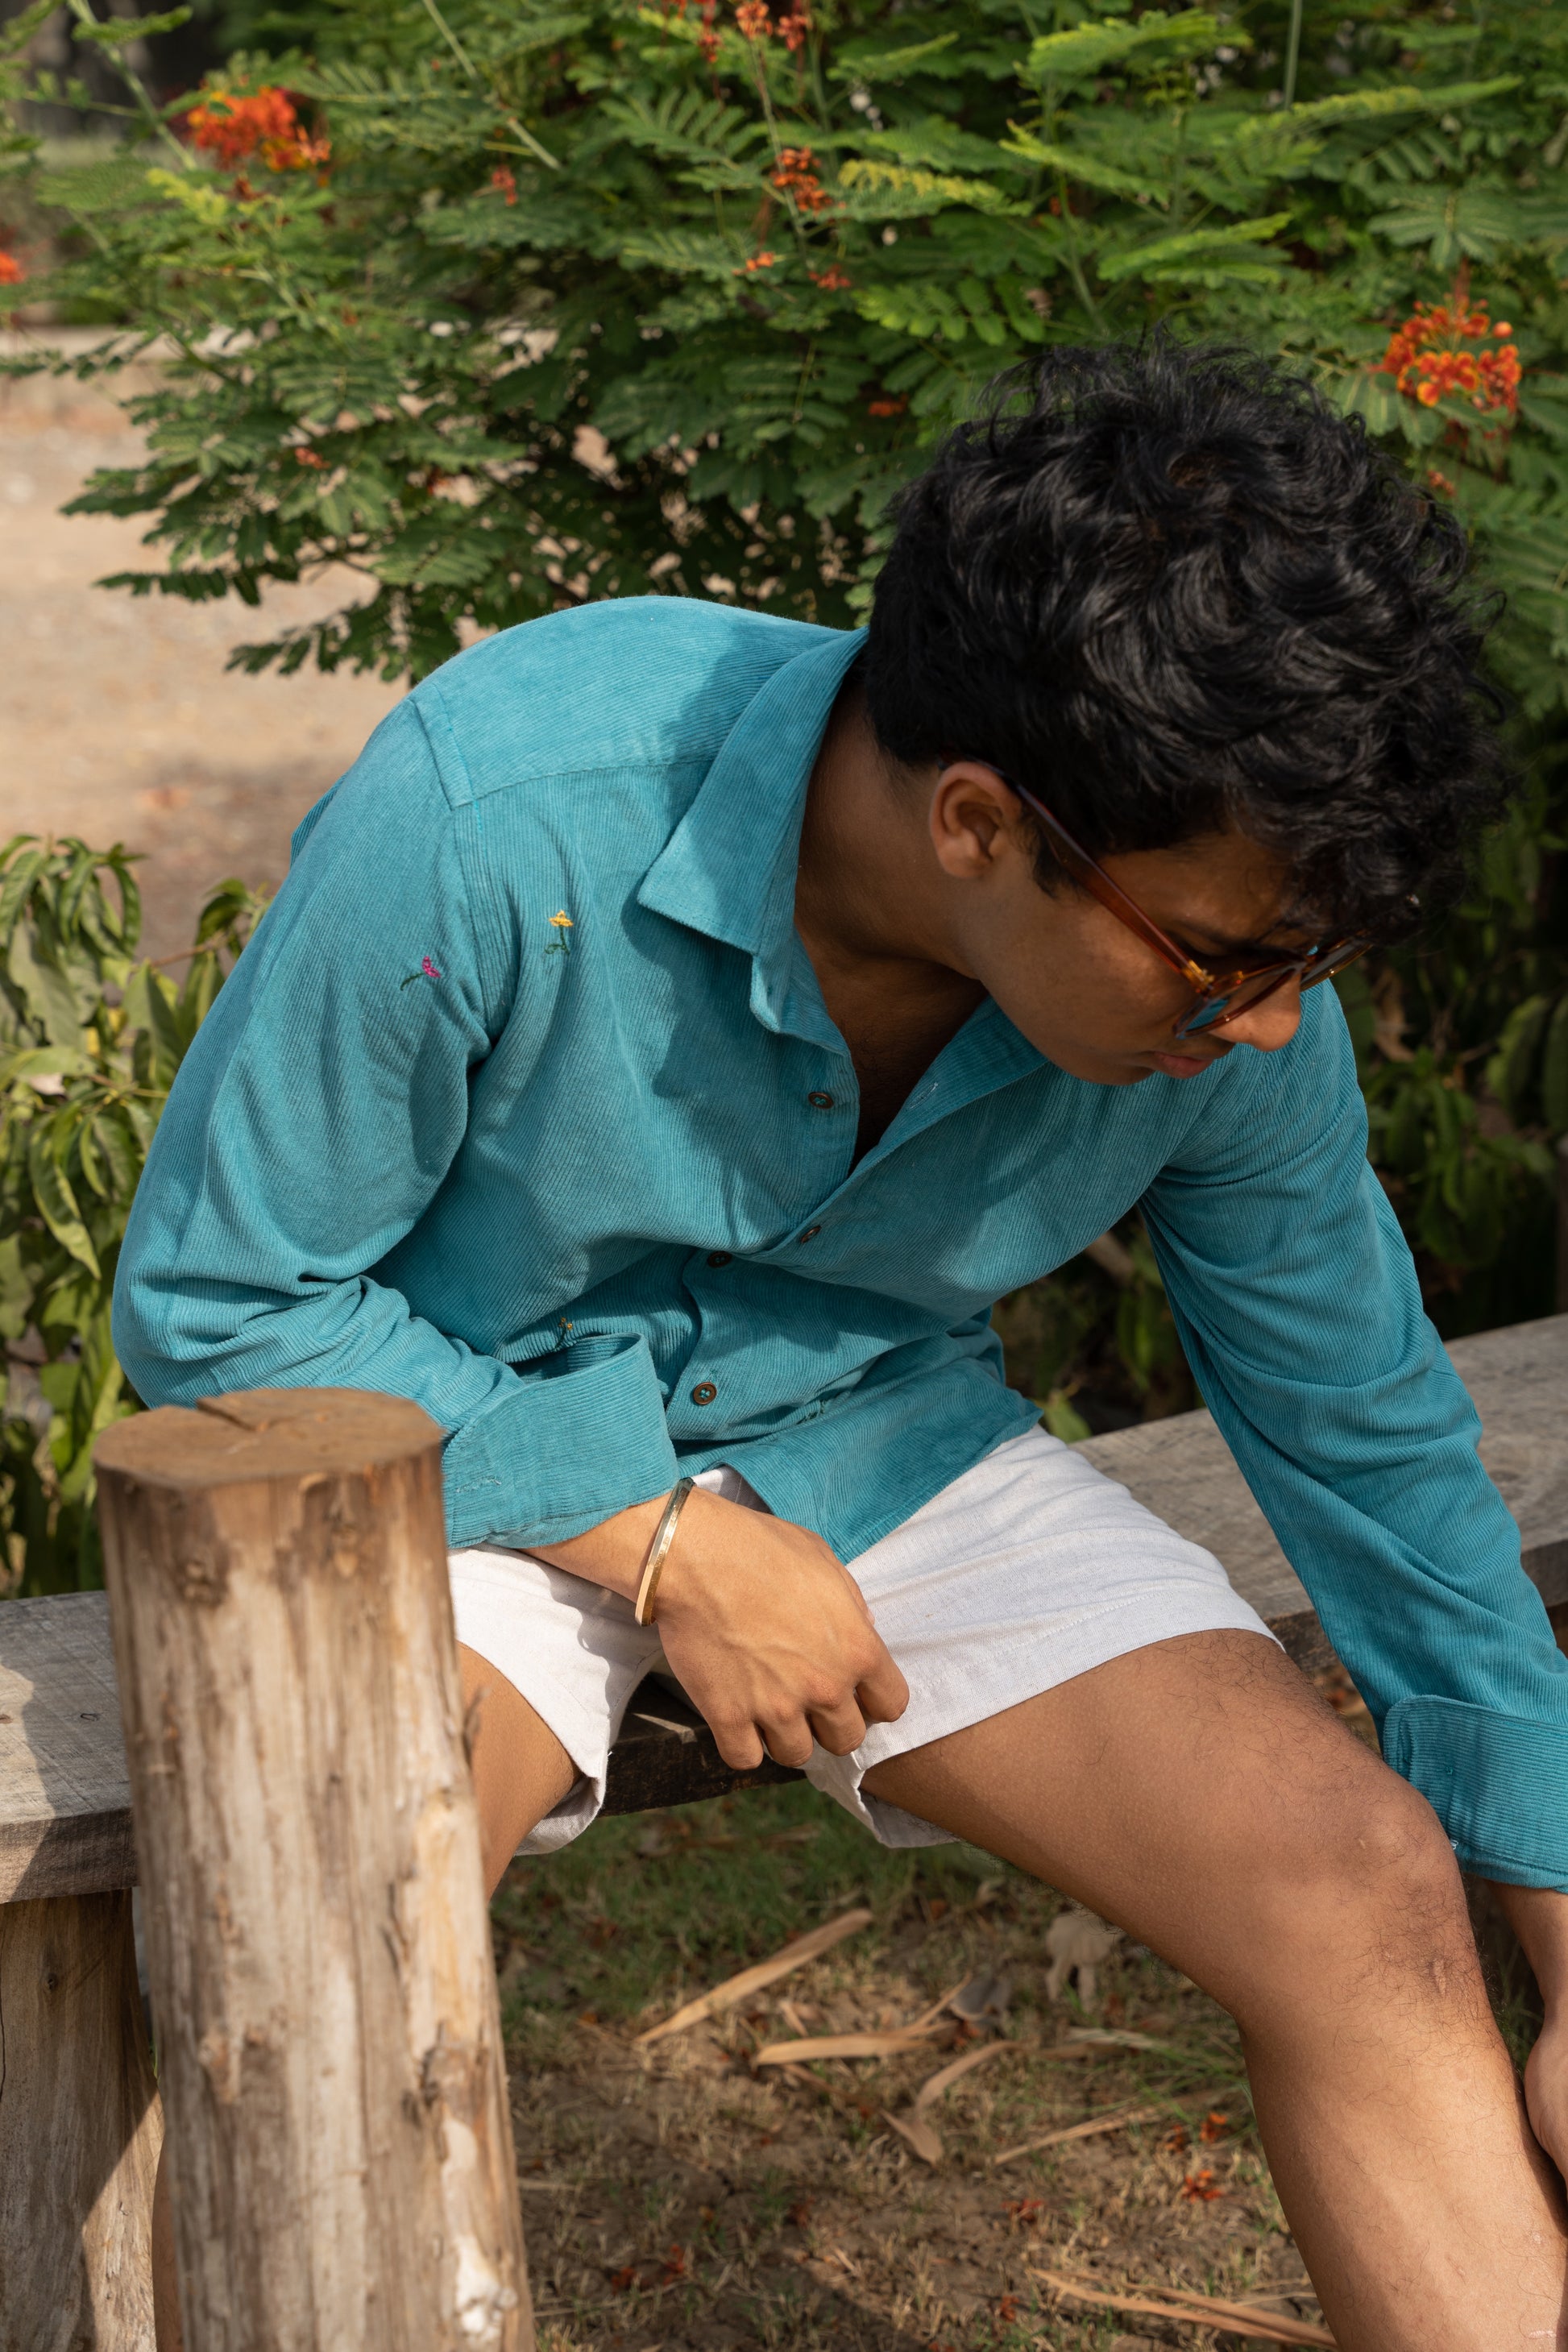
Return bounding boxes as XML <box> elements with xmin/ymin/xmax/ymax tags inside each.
<box><xmin>0</xmin><ymin>1889</ymin><xmax>160</xmax><ymax>2352</ymax></box>
<box><xmin>94</xmin><ymin>1388</ymin><xmax>532</xmax><ymax>2352</ymax></box>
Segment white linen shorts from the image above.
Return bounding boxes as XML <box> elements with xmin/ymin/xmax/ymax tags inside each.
<box><xmin>448</xmin><ymin>1423</ymin><xmax>1276</xmax><ymax>1856</ymax></box>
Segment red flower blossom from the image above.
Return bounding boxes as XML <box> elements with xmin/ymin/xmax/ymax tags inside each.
<box><xmin>1379</xmin><ymin>284</ymin><xmax>1520</xmax><ymax>419</ymax></box>
<box><xmin>0</xmin><ymin>251</ymin><xmax>25</xmax><ymax>286</ymax></box>
<box><xmin>778</xmin><ymin>7</ymin><xmax>810</xmax><ymax>47</ymax></box>
<box><xmin>735</xmin><ymin>0</ymin><xmax>771</xmax><ymax>35</ymax></box>
<box><xmin>737</xmin><ymin>248</ymin><xmax>778</xmax><ymax>273</ymax></box>
<box><xmin>186</xmin><ymin>85</ymin><xmax>330</xmax><ymax>174</ymax></box>
<box><xmin>809</xmin><ymin>262</ymin><xmax>852</xmax><ymax>290</ymax></box>
<box><xmin>490</xmin><ymin>164</ymin><xmax>517</xmax><ymax>205</ymax></box>
<box><xmin>867</xmin><ymin>394</ymin><xmax>907</xmax><ymax>417</ymax></box>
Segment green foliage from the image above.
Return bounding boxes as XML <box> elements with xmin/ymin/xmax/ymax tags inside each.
<box><xmin>0</xmin><ymin>839</ymin><xmax>266</xmax><ymax>1595</ymax></box>
<box><xmin>3</xmin><ymin>0</ymin><xmax>1568</xmax><ymax>1486</ymax></box>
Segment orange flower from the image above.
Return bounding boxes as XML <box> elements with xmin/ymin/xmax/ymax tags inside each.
<box><xmin>0</xmin><ymin>251</ymin><xmax>24</xmax><ymax>285</ymax></box>
<box><xmin>186</xmin><ymin>85</ymin><xmax>329</xmax><ymax>174</ymax></box>
<box><xmin>867</xmin><ymin>394</ymin><xmax>907</xmax><ymax>417</ymax></box>
<box><xmin>698</xmin><ymin>23</ymin><xmax>720</xmax><ymax>60</ymax></box>
<box><xmin>735</xmin><ymin>0</ymin><xmax>771</xmax><ymax>34</ymax></box>
<box><xmin>1180</xmin><ymin>2167</ymin><xmax>1224</xmax><ymax>2202</ymax></box>
<box><xmin>490</xmin><ymin>164</ymin><xmax>517</xmax><ymax>205</ymax></box>
<box><xmin>771</xmin><ymin>143</ymin><xmax>832</xmax><ymax>213</ymax></box>
<box><xmin>1379</xmin><ymin>284</ymin><xmax>1520</xmax><ymax>421</ymax></box>
<box><xmin>809</xmin><ymin>262</ymin><xmax>852</xmax><ymax>290</ymax></box>
<box><xmin>737</xmin><ymin>249</ymin><xmax>778</xmax><ymax>273</ymax></box>
<box><xmin>778</xmin><ymin>7</ymin><xmax>810</xmax><ymax>46</ymax></box>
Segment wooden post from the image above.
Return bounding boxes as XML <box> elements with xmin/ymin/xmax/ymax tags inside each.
<box><xmin>0</xmin><ymin>1890</ymin><xmax>160</xmax><ymax>2352</ymax></box>
<box><xmin>93</xmin><ymin>1388</ymin><xmax>532</xmax><ymax>2352</ymax></box>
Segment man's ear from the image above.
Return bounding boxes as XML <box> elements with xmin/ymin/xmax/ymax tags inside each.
<box><xmin>928</xmin><ymin>762</ymin><xmax>1031</xmax><ymax>881</ymax></box>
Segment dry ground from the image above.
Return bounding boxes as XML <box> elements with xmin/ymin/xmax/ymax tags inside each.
<box><xmin>0</xmin><ymin>334</ymin><xmax>396</xmax><ymax>961</ymax></box>
<box><xmin>492</xmin><ymin>1782</ymin><xmax>1348</xmax><ymax>2352</ymax></box>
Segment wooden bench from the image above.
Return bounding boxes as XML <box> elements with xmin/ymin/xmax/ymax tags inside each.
<box><xmin>2</xmin><ymin>1312</ymin><xmax>1566</xmax><ymax>2347</ymax></box>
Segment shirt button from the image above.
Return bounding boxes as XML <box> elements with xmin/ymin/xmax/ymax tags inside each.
<box><xmin>797</xmin><ymin>1225</ymin><xmax>821</xmax><ymax>1244</ymax></box>
<box><xmin>807</xmin><ymin>1090</ymin><xmax>835</xmax><ymax>1110</ymax></box>
<box><xmin>706</xmin><ymin>1250</ymin><xmax>732</xmax><ymax>1267</ymax></box>
<box><xmin>691</xmin><ymin>1380</ymin><xmax>718</xmax><ymax>1405</ymax></box>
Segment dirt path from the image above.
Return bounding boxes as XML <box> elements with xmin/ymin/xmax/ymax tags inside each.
<box><xmin>1</xmin><ymin>339</ymin><xmax>397</xmax><ymax>962</ymax></box>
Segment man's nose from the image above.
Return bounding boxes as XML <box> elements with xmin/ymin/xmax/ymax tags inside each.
<box><xmin>1220</xmin><ymin>977</ymin><xmax>1305</xmax><ymax>1053</ymax></box>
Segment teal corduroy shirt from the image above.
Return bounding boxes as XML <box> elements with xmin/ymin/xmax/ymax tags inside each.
<box><xmin>114</xmin><ymin>597</ymin><xmax>1568</xmax><ymax>1888</ymax></box>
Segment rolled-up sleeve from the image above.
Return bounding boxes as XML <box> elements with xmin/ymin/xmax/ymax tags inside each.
<box><xmin>1143</xmin><ymin>986</ymin><xmax>1568</xmax><ymax>1889</ymax></box>
<box><xmin>112</xmin><ymin>698</ymin><xmax>679</xmax><ymax>1549</ymax></box>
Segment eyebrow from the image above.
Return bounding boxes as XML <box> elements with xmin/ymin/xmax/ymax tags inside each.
<box><xmin>1168</xmin><ymin>923</ymin><xmax>1297</xmax><ymax>964</ymax></box>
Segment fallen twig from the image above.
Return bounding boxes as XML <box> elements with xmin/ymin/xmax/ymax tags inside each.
<box><xmin>753</xmin><ymin>2026</ymin><xmax>940</xmax><ymax>2066</ymax></box>
<box><xmin>635</xmin><ymin>1908</ymin><xmax>873</xmax><ymax>2045</ymax></box>
<box><xmin>993</xmin><ymin>2101</ymin><xmax>1165</xmax><ymax>2165</ymax></box>
<box><xmin>1030</xmin><ymin>2267</ymin><xmax>1335</xmax><ymax>2346</ymax></box>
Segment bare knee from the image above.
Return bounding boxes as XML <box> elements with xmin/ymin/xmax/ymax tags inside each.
<box><xmin>1220</xmin><ymin>1763</ymin><xmax>1480</xmax><ymax>2032</ymax></box>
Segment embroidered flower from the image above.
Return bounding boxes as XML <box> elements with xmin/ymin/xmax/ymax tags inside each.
<box><xmin>399</xmin><ymin>953</ymin><xmax>443</xmax><ymax>989</ymax></box>
<box><xmin>544</xmin><ymin>911</ymin><xmax>575</xmax><ymax>959</ymax></box>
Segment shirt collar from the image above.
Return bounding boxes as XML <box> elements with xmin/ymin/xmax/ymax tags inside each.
<box><xmin>638</xmin><ymin>627</ymin><xmax>866</xmax><ymax>1041</ymax></box>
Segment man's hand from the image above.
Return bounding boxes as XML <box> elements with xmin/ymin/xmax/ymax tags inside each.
<box><xmin>532</xmin><ymin>1487</ymin><xmax>909</xmax><ymax>1769</ymax></box>
<box><xmin>1489</xmin><ymin>1881</ymin><xmax>1568</xmax><ymax>2178</ymax></box>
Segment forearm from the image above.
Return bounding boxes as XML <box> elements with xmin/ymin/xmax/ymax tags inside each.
<box><xmin>1488</xmin><ymin>1881</ymin><xmax>1568</xmax><ymax>2011</ymax></box>
<box><xmin>530</xmin><ymin>1491</ymin><xmax>675</xmax><ymax>1600</ymax></box>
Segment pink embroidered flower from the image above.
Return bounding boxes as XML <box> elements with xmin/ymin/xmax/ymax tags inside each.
<box><xmin>400</xmin><ymin>953</ymin><xmax>444</xmax><ymax>989</ymax></box>
<box><xmin>421</xmin><ymin>955</ymin><xmax>442</xmax><ymax>978</ymax></box>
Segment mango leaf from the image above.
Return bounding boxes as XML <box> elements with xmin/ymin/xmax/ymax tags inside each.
<box><xmin>28</xmin><ymin>1119</ymin><xmax>100</xmax><ymax>1277</ymax></box>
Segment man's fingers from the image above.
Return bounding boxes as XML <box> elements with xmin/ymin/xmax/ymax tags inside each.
<box><xmin>760</xmin><ymin>1715</ymin><xmax>815</xmax><ymax>1771</ymax></box>
<box><xmin>707</xmin><ymin>1712</ymin><xmax>765</xmax><ymax>1771</ymax></box>
<box><xmin>857</xmin><ymin>1649</ymin><xmax>911</xmax><ymax>1728</ymax></box>
<box><xmin>807</xmin><ymin>1700</ymin><xmax>869</xmax><ymax>1758</ymax></box>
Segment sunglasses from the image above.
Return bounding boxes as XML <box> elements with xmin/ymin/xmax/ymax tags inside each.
<box><xmin>967</xmin><ymin>765</ymin><xmax>1374</xmax><ymax>1040</ymax></box>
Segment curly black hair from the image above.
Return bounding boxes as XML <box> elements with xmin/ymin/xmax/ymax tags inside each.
<box><xmin>863</xmin><ymin>335</ymin><xmax>1508</xmax><ymax>939</ymax></box>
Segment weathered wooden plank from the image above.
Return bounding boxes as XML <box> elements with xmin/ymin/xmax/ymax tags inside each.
<box><xmin>2</xmin><ymin>1315</ymin><xmax>1566</xmax><ymax>1883</ymax></box>
<box><xmin>0</xmin><ymin>1889</ymin><xmax>161</xmax><ymax>2351</ymax></box>
<box><xmin>1076</xmin><ymin>1313</ymin><xmax>1568</xmax><ymax>1672</ymax></box>
<box><xmin>0</xmin><ymin>1591</ymin><xmax>135</xmax><ymax>1903</ymax></box>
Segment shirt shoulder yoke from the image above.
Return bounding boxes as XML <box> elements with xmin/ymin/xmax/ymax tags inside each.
<box><xmin>406</xmin><ymin>598</ymin><xmax>848</xmax><ymax>811</ymax></box>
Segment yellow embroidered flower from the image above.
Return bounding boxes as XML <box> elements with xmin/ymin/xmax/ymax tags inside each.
<box><xmin>549</xmin><ymin>911</ymin><xmax>573</xmax><ymax>928</ymax></box>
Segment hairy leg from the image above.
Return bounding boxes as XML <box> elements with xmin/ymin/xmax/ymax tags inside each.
<box><xmin>864</xmin><ymin>1629</ymin><xmax>1567</xmax><ymax>2352</ymax></box>
<box><xmin>151</xmin><ymin>1643</ymin><xmax>574</xmax><ymax>2350</ymax></box>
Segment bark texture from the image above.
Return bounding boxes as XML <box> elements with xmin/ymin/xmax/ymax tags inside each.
<box><xmin>93</xmin><ymin>1388</ymin><xmax>531</xmax><ymax>2352</ymax></box>
<box><xmin>0</xmin><ymin>1889</ymin><xmax>160</xmax><ymax>2352</ymax></box>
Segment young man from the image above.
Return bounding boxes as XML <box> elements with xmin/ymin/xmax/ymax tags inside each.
<box><xmin>120</xmin><ymin>340</ymin><xmax>1568</xmax><ymax>2348</ymax></box>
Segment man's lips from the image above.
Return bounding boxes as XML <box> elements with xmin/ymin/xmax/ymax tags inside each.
<box><xmin>1146</xmin><ymin>1046</ymin><xmax>1226</xmax><ymax>1078</ymax></box>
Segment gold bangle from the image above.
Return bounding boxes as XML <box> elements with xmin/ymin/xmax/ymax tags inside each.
<box><xmin>634</xmin><ymin>1476</ymin><xmax>696</xmax><ymax>1627</ymax></box>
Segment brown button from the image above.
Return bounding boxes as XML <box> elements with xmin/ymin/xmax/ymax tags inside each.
<box><xmin>807</xmin><ymin>1090</ymin><xmax>835</xmax><ymax>1110</ymax></box>
<box><xmin>797</xmin><ymin>1225</ymin><xmax>821</xmax><ymax>1244</ymax></box>
<box><xmin>691</xmin><ymin>1380</ymin><xmax>718</xmax><ymax>1405</ymax></box>
<box><xmin>706</xmin><ymin>1250</ymin><xmax>732</xmax><ymax>1267</ymax></box>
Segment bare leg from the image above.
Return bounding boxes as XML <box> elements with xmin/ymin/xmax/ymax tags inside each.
<box><xmin>151</xmin><ymin>1643</ymin><xmax>575</xmax><ymax>2350</ymax></box>
<box><xmin>864</xmin><ymin>1629</ymin><xmax>1568</xmax><ymax>2352</ymax></box>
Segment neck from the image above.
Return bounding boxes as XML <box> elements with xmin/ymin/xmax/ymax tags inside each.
<box><xmin>794</xmin><ymin>678</ymin><xmax>980</xmax><ymax>1002</ymax></box>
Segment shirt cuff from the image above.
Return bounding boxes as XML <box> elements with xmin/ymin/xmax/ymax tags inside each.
<box><xmin>441</xmin><ymin>1333</ymin><xmax>679</xmax><ymax>1549</ymax></box>
<box><xmin>1383</xmin><ymin>1695</ymin><xmax>1568</xmax><ymax>1890</ymax></box>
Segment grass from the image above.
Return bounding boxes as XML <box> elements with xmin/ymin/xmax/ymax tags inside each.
<box><xmin>491</xmin><ymin>1781</ymin><xmax>1329</xmax><ymax>2350</ymax></box>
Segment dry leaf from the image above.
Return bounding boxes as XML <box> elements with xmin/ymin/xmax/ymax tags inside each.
<box><xmin>635</xmin><ymin>1909</ymin><xmax>873</xmax><ymax>2044</ymax></box>
<box><xmin>993</xmin><ymin>2101</ymin><xmax>1164</xmax><ymax>2166</ymax></box>
<box><xmin>882</xmin><ymin>2106</ymin><xmax>944</xmax><ymax>2163</ymax></box>
<box><xmin>949</xmin><ymin>1971</ymin><xmax>1012</xmax><ymax>2024</ymax></box>
<box><xmin>753</xmin><ymin>2027</ymin><xmax>938</xmax><ymax>2066</ymax></box>
<box><xmin>1030</xmin><ymin>2268</ymin><xmax>1336</xmax><ymax>2347</ymax></box>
